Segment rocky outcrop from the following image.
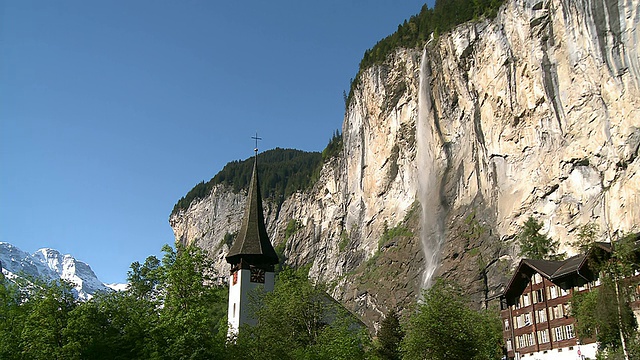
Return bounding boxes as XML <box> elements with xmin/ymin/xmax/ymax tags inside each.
<box><xmin>170</xmin><ymin>0</ymin><xmax>640</xmax><ymax>331</ymax></box>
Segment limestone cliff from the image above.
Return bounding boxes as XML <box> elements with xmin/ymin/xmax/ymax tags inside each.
<box><xmin>170</xmin><ymin>0</ymin><xmax>640</xmax><ymax>331</ymax></box>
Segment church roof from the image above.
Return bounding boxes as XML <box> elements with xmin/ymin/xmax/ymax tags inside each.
<box><xmin>225</xmin><ymin>157</ymin><xmax>279</xmax><ymax>266</ymax></box>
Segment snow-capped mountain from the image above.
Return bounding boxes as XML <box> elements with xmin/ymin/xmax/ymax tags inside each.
<box><xmin>0</xmin><ymin>242</ymin><xmax>123</xmax><ymax>300</ymax></box>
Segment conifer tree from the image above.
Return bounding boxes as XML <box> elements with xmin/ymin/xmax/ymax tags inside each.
<box><xmin>376</xmin><ymin>309</ymin><xmax>403</xmax><ymax>360</ymax></box>
<box><xmin>517</xmin><ymin>216</ymin><xmax>564</xmax><ymax>260</ymax></box>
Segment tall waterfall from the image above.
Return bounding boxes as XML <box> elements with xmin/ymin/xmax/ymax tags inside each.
<box><xmin>416</xmin><ymin>48</ymin><xmax>445</xmax><ymax>289</ymax></box>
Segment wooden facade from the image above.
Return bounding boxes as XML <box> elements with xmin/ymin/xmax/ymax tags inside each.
<box><xmin>500</xmin><ymin>242</ymin><xmax>640</xmax><ymax>359</ymax></box>
<box><xmin>500</xmin><ymin>272</ymin><xmax>598</xmax><ymax>358</ymax></box>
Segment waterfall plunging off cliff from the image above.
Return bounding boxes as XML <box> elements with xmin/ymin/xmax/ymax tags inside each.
<box><xmin>171</xmin><ymin>0</ymin><xmax>640</xmax><ymax>330</ymax></box>
<box><xmin>416</xmin><ymin>48</ymin><xmax>446</xmax><ymax>289</ymax></box>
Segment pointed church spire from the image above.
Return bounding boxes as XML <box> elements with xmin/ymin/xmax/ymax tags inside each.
<box><xmin>225</xmin><ymin>147</ymin><xmax>279</xmax><ymax>268</ymax></box>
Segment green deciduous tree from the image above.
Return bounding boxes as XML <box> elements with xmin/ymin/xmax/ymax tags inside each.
<box><xmin>127</xmin><ymin>255</ymin><xmax>163</xmax><ymax>301</ymax></box>
<box><xmin>0</xmin><ymin>273</ymin><xmax>26</xmax><ymax>360</ymax></box>
<box><xmin>0</xmin><ymin>244</ymin><xmax>232</xmax><ymax>360</ymax></box>
<box><xmin>571</xmin><ymin>231</ymin><xmax>640</xmax><ymax>360</ymax></box>
<box><xmin>230</xmin><ymin>267</ymin><xmax>370</xmax><ymax>360</ymax></box>
<box><xmin>63</xmin><ymin>291</ymin><xmax>157</xmax><ymax>359</ymax></box>
<box><xmin>401</xmin><ymin>279</ymin><xmax>502</xmax><ymax>360</ymax></box>
<box><xmin>572</xmin><ymin>282</ymin><xmax>637</xmax><ymax>357</ymax></box>
<box><xmin>19</xmin><ymin>279</ymin><xmax>77</xmax><ymax>360</ymax></box>
<box><xmin>149</xmin><ymin>244</ymin><xmax>228</xmax><ymax>360</ymax></box>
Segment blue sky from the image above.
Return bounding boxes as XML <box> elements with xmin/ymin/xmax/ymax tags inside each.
<box><xmin>1</xmin><ymin>1</ymin><xmax>431</xmax><ymax>284</ymax></box>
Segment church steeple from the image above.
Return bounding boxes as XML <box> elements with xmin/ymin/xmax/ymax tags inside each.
<box><xmin>225</xmin><ymin>154</ymin><xmax>279</xmax><ymax>268</ymax></box>
<box><xmin>226</xmin><ymin>139</ymin><xmax>279</xmax><ymax>336</ymax></box>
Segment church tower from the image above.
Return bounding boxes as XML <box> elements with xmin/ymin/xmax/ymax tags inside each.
<box><xmin>225</xmin><ymin>150</ymin><xmax>279</xmax><ymax>335</ymax></box>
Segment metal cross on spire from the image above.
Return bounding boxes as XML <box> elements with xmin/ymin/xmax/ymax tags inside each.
<box><xmin>251</xmin><ymin>132</ymin><xmax>262</xmax><ymax>155</ymax></box>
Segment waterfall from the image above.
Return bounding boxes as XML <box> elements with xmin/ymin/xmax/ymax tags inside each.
<box><xmin>416</xmin><ymin>48</ymin><xmax>445</xmax><ymax>289</ymax></box>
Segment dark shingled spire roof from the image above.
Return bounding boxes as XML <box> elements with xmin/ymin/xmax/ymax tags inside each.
<box><xmin>225</xmin><ymin>157</ymin><xmax>279</xmax><ymax>266</ymax></box>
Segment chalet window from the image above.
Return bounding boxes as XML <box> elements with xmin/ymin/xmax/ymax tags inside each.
<box><xmin>537</xmin><ymin>329</ymin><xmax>550</xmax><ymax>344</ymax></box>
<box><xmin>516</xmin><ymin>334</ymin><xmax>534</xmax><ymax>348</ymax></box>
<box><xmin>506</xmin><ymin>339</ymin><xmax>513</xmax><ymax>352</ymax></box>
<box><xmin>522</xmin><ymin>293</ymin><xmax>531</xmax><ymax>307</ymax></box>
<box><xmin>534</xmin><ymin>273</ymin><xmax>543</xmax><ymax>284</ymax></box>
<box><xmin>514</xmin><ymin>313</ymin><xmax>532</xmax><ymax>328</ymax></box>
<box><xmin>535</xmin><ymin>308</ymin><xmax>547</xmax><ymax>323</ymax></box>
<box><xmin>561</xmin><ymin>288</ymin><xmax>570</xmax><ymax>296</ymax></box>
<box><xmin>549</xmin><ymin>285</ymin><xmax>559</xmax><ymax>299</ymax></box>
<box><xmin>565</xmin><ymin>324</ymin><xmax>575</xmax><ymax>339</ymax></box>
<box><xmin>504</xmin><ymin>319</ymin><xmax>510</xmax><ymax>331</ymax></box>
<box><xmin>533</xmin><ymin>289</ymin><xmax>544</xmax><ymax>303</ymax></box>
<box><xmin>531</xmin><ymin>273</ymin><xmax>543</xmax><ymax>284</ymax></box>
<box><xmin>552</xmin><ymin>305</ymin><xmax>564</xmax><ymax>318</ymax></box>
<box><xmin>631</xmin><ymin>284</ymin><xmax>640</xmax><ymax>302</ymax></box>
<box><xmin>526</xmin><ymin>333</ymin><xmax>535</xmax><ymax>347</ymax></box>
<box><xmin>540</xmin><ymin>309</ymin><xmax>547</xmax><ymax>322</ymax></box>
<box><xmin>554</xmin><ymin>326</ymin><xmax>565</xmax><ymax>341</ymax></box>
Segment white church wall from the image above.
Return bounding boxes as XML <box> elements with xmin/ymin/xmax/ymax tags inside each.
<box><xmin>227</xmin><ymin>268</ymin><xmax>275</xmax><ymax>336</ymax></box>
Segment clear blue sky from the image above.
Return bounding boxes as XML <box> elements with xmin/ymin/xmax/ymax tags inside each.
<box><xmin>1</xmin><ymin>1</ymin><xmax>431</xmax><ymax>284</ymax></box>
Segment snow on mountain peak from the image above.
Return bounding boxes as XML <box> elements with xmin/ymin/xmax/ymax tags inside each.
<box><xmin>1</xmin><ymin>242</ymin><xmax>125</xmax><ymax>300</ymax></box>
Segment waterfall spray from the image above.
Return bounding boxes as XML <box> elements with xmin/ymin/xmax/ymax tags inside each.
<box><xmin>416</xmin><ymin>48</ymin><xmax>445</xmax><ymax>289</ymax></box>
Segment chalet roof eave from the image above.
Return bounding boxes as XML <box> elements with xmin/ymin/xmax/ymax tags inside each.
<box><xmin>502</xmin><ymin>260</ymin><xmax>535</xmax><ymax>301</ymax></box>
<box><xmin>502</xmin><ymin>258</ymin><xmax>563</xmax><ymax>302</ymax></box>
<box><xmin>522</xmin><ymin>258</ymin><xmax>564</xmax><ymax>278</ymax></box>
<box><xmin>551</xmin><ymin>254</ymin><xmax>587</xmax><ymax>279</ymax></box>
<box><xmin>501</xmin><ymin>243</ymin><xmax>617</xmax><ymax>301</ymax></box>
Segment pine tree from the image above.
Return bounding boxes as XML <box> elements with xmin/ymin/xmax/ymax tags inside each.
<box><xmin>517</xmin><ymin>217</ymin><xmax>564</xmax><ymax>260</ymax></box>
<box><xmin>376</xmin><ymin>309</ymin><xmax>403</xmax><ymax>360</ymax></box>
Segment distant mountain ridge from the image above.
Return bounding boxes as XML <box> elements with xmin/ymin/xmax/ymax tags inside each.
<box><xmin>0</xmin><ymin>242</ymin><xmax>124</xmax><ymax>300</ymax></box>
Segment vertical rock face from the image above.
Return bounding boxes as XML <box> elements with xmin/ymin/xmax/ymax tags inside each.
<box><xmin>170</xmin><ymin>0</ymin><xmax>640</xmax><ymax>330</ymax></box>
